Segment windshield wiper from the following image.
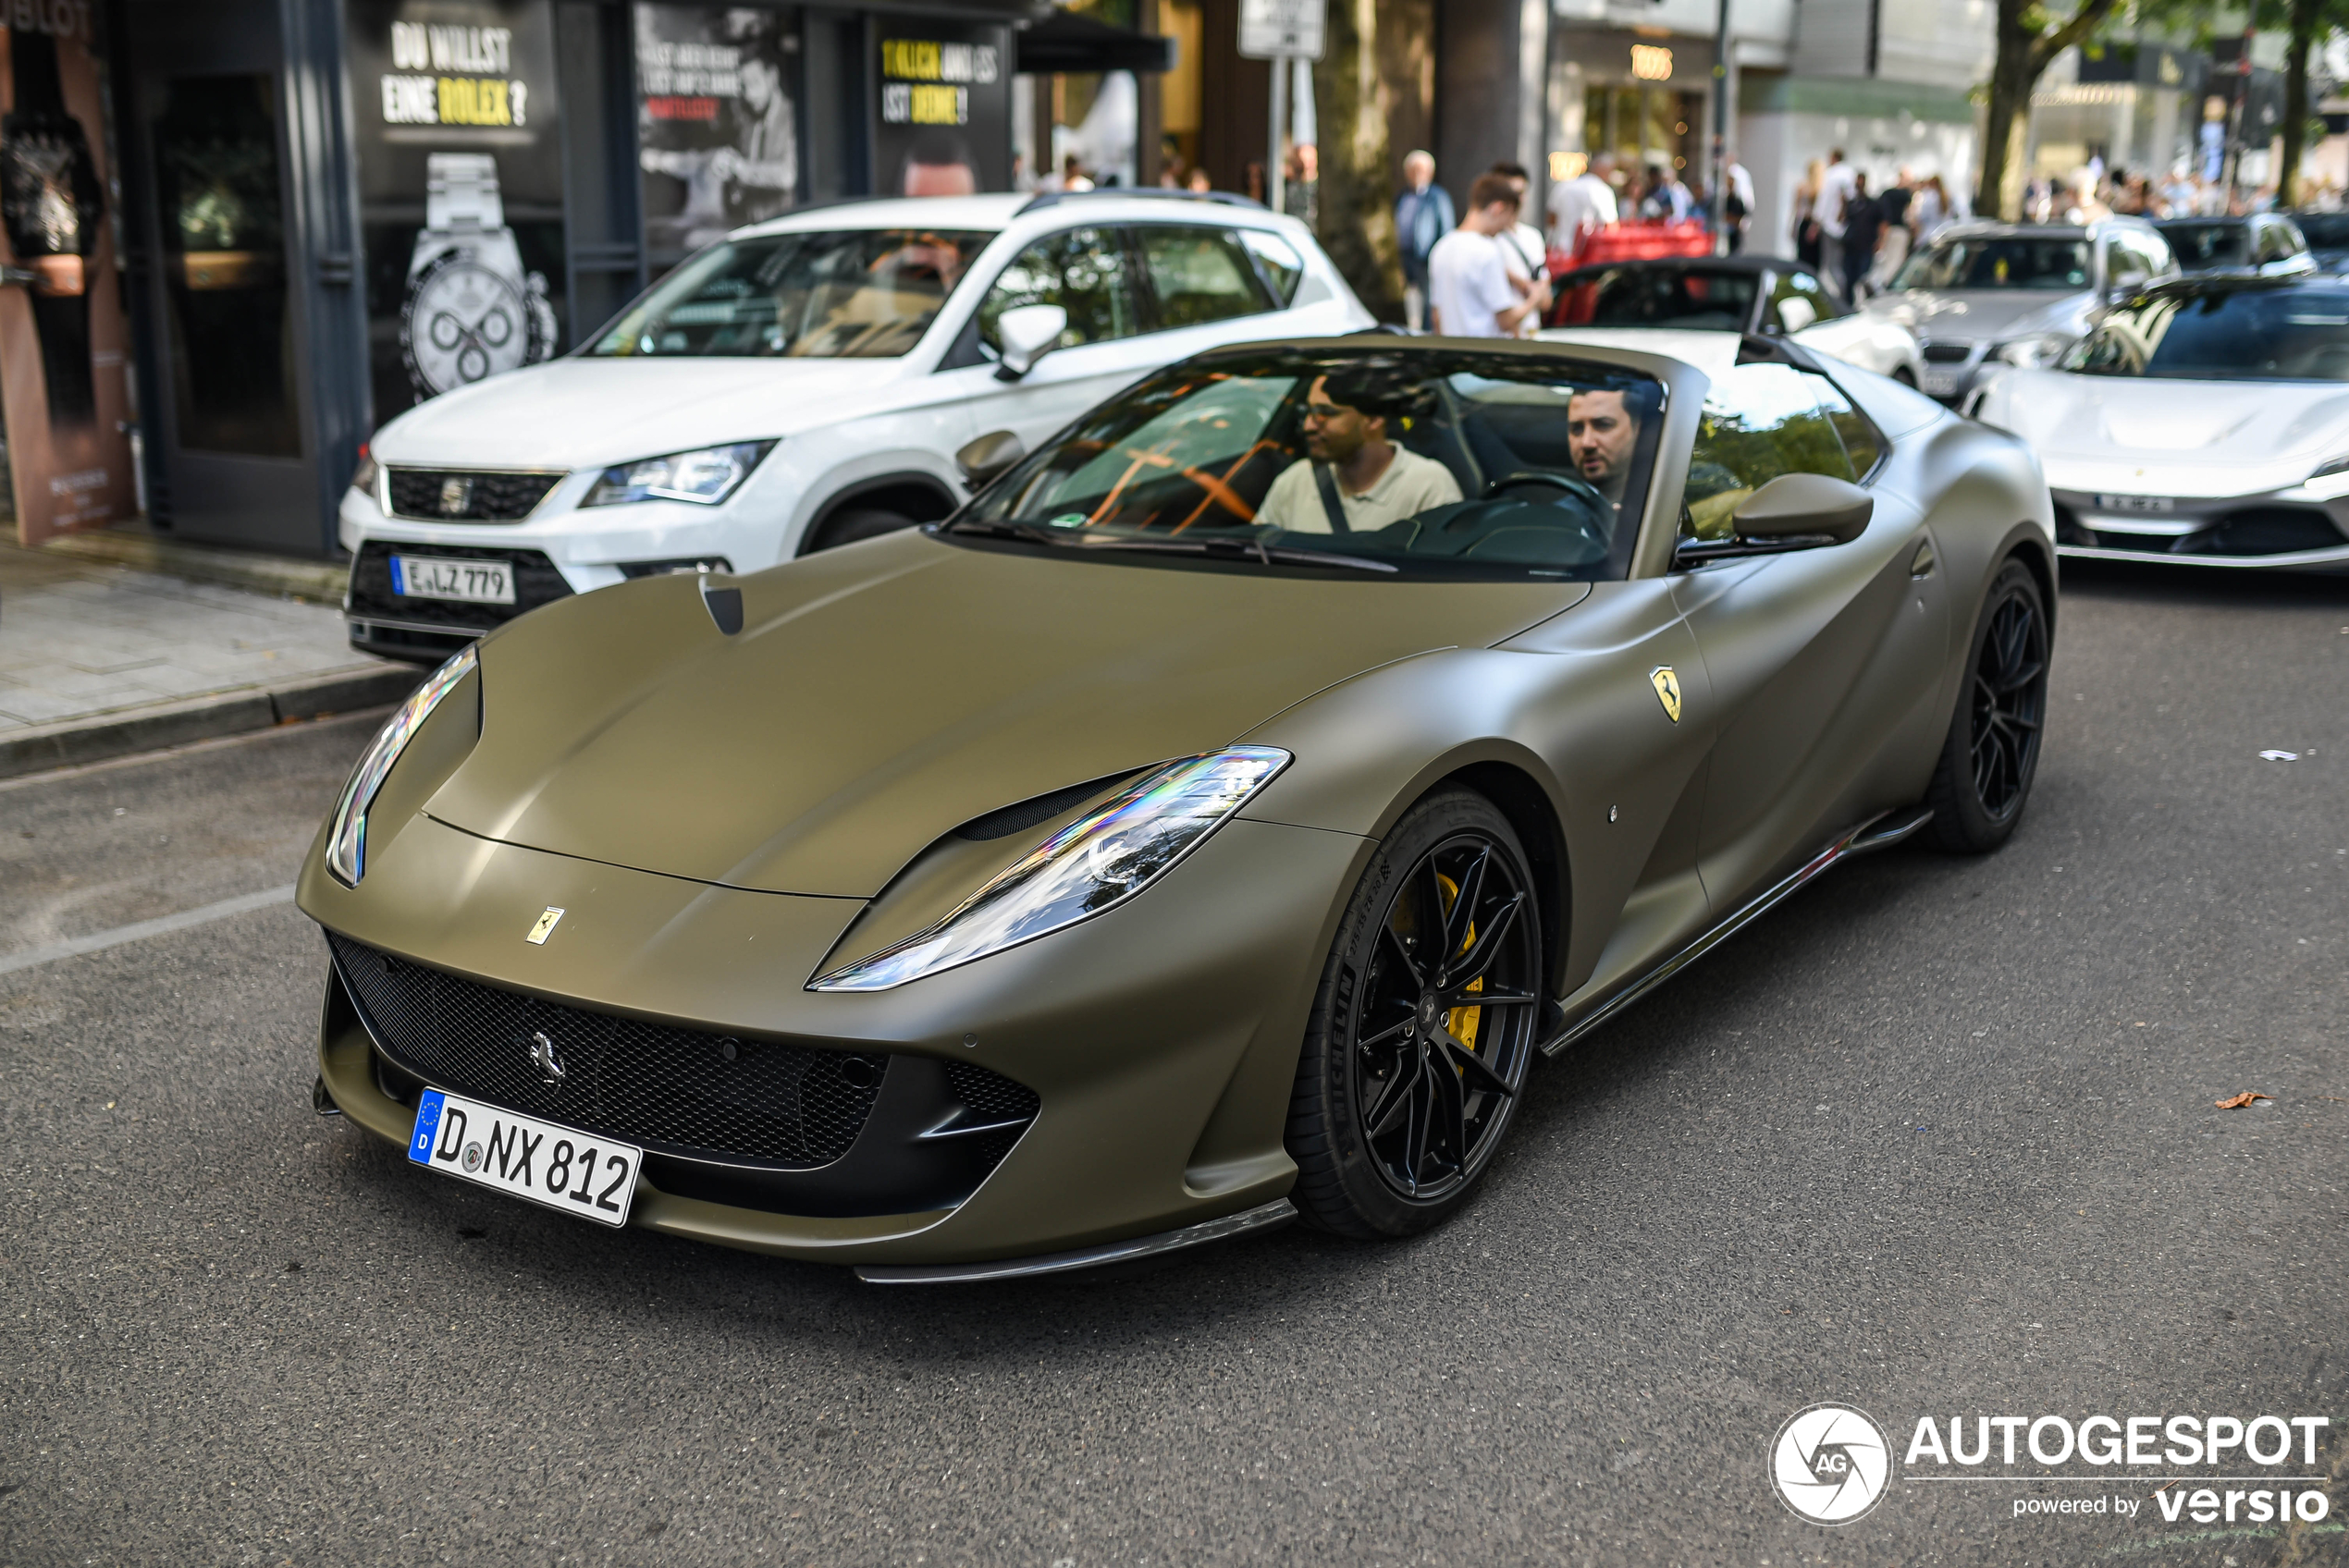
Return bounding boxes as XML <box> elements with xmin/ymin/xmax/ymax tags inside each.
<box><xmin>1066</xmin><ymin>534</ymin><xmax>1399</xmax><ymax>573</ymax></box>
<box><xmin>941</xmin><ymin>518</ymin><xmax>1064</xmax><ymax>545</ymax></box>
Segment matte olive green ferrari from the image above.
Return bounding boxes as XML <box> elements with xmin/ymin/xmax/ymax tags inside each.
<box><xmin>301</xmin><ymin>334</ymin><xmax>2055</xmax><ymax>1281</ymax></box>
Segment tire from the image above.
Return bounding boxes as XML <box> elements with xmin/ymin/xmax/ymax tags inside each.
<box><xmin>806</xmin><ymin>508</ymin><xmax>917</xmax><ymax>553</ymax></box>
<box><xmin>1925</xmin><ymin>557</ymin><xmax>2049</xmax><ymax>852</ymax></box>
<box><xmin>1285</xmin><ymin>787</ymin><xmax>1544</xmax><ymax>1239</ymax></box>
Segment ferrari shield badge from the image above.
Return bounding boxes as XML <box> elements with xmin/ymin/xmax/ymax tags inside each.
<box><xmin>1649</xmin><ymin>667</ymin><xmax>1683</xmax><ymax>724</ymax></box>
<box><xmin>526</xmin><ymin>907</ymin><xmax>565</xmax><ymax>945</ymax></box>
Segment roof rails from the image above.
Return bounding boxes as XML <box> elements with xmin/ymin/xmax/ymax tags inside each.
<box><xmin>1015</xmin><ymin>187</ymin><xmax>1268</xmax><ymax>217</ymax></box>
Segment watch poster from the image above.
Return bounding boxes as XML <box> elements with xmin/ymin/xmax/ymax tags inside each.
<box><xmin>0</xmin><ymin>13</ymin><xmax>138</xmax><ymax>547</ymax></box>
<box><xmin>874</xmin><ymin>18</ymin><xmax>1011</xmax><ymax>197</ymax></box>
<box><xmin>634</xmin><ymin>6</ymin><xmax>803</xmax><ymax>275</ymax></box>
<box><xmin>346</xmin><ymin>0</ymin><xmax>565</xmax><ymax>425</ymax></box>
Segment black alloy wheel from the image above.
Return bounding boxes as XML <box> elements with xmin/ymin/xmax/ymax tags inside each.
<box><xmin>1287</xmin><ymin>789</ymin><xmax>1543</xmax><ymax>1237</ymax></box>
<box><xmin>1926</xmin><ymin>558</ymin><xmax>2049</xmax><ymax>851</ymax></box>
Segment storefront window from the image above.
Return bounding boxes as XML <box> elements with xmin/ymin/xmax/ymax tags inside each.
<box><xmin>152</xmin><ymin>75</ymin><xmax>299</xmax><ymax>457</ymax></box>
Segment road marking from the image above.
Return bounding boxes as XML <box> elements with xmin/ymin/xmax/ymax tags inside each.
<box><xmin>0</xmin><ymin>885</ymin><xmax>298</xmax><ymax>976</ymax></box>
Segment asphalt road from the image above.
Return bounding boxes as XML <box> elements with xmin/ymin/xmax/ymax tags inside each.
<box><xmin>4</xmin><ymin>561</ymin><xmax>2345</xmax><ymax>1567</ymax></box>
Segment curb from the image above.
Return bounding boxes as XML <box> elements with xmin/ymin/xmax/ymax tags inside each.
<box><xmin>0</xmin><ymin>665</ymin><xmax>421</xmax><ymax>781</ymax></box>
<box><xmin>42</xmin><ymin>529</ymin><xmax>351</xmax><ymax>602</ymax></box>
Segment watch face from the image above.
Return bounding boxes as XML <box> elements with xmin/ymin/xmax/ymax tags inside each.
<box><xmin>400</xmin><ymin>251</ymin><xmax>542</xmax><ymax>398</ymax></box>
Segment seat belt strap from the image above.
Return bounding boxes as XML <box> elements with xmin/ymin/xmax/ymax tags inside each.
<box><xmin>1312</xmin><ymin>464</ymin><xmax>1353</xmax><ymax>533</ymax></box>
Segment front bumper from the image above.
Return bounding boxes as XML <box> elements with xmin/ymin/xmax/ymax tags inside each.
<box><xmin>2049</xmin><ymin>484</ymin><xmax>2349</xmax><ymax>570</ymax></box>
<box><xmin>301</xmin><ymin>811</ymin><xmax>1368</xmax><ymax>1268</ymax></box>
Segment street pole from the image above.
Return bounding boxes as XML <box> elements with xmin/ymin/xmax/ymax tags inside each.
<box><xmin>1710</xmin><ymin>0</ymin><xmax>1731</xmax><ymax>252</ymax></box>
<box><xmin>1269</xmin><ymin>58</ymin><xmax>1288</xmax><ymax>214</ymax></box>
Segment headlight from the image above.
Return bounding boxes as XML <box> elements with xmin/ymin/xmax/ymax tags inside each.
<box><xmin>350</xmin><ymin>445</ymin><xmax>378</xmax><ymax>496</ymax></box>
<box><xmin>809</xmin><ymin>746</ymin><xmax>1289</xmax><ymax>992</ymax></box>
<box><xmin>326</xmin><ymin>647</ymin><xmax>477</xmax><ymax>887</ymax></box>
<box><xmin>2306</xmin><ymin>457</ymin><xmax>2349</xmax><ymax>499</ymax></box>
<box><xmin>1993</xmin><ymin>333</ymin><xmax>2073</xmax><ymax>369</ymax></box>
<box><xmin>582</xmin><ymin>441</ymin><xmax>773</xmax><ymax>507</ymax></box>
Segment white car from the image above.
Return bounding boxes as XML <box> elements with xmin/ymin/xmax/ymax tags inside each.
<box><xmin>341</xmin><ymin>191</ymin><xmax>1373</xmax><ymax>659</ymax></box>
<box><xmin>1969</xmin><ymin>272</ymin><xmax>2349</xmax><ymax>570</ymax></box>
<box><xmin>1541</xmin><ymin>255</ymin><xmax>1925</xmax><ymax>385</ymax></box>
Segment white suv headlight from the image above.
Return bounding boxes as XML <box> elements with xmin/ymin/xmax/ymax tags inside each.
<box><xmin>326</xmin><ymin>647</ymin><xmax>477</xmax><ymax>887</ymax></box>
<box><xmin>810</xmin><ymin>747</ymin><xmax>1290</xmax><ymax>992</ymax></box>
<box><xmin>1993</xmin><ymin>333</ymin><xmax>2073</xmax><ymax>369</ymax></box>
<box><xmin>583</xmin><ymin>441</ymin><xmax>774</xmax><ymax>507</ymax></box>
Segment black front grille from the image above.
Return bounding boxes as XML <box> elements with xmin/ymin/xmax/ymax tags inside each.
<box><xmin>346</xmin><ymin>541</ymin><xmax>572</xmax><ymax>631</ymax></box>
<box><xmin>387</xmin><ymin>468</ymin><xmax>563</xmax><ymax>521</ymax></box>
<box><xmin>1921</xmin><ymin>342</ymin><xmax>1974</xmax><ymax>363</ymax></box>
<box><xmin>330</xmin><ymin>935</ymin><xmax>884</xmax><ymax>1168</ymax></box>
<box><xmin>944</xmin><ymin>1060</ymin><xmax>1043</xmax><ymax>1169</ymax></box>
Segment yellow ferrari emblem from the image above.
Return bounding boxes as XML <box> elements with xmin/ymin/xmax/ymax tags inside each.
<box><xmin>1650</xmin><ymin>667</ymin><xmax>1683</xmax><ymax>724</ymax></box>
<box><xmin>526</xmin><ymin>907</ymin><xmax>565</xmax><ymax>945</ymax></box>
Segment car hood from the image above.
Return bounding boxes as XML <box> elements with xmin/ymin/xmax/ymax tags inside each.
<box><xmin>370</xmin><ymin>356</ymin><xmax>916</xmax><ymax>471</ymax></box>
<box><xmin>424</xmin><ymin>531</ymin><xmax>1582</xmax><ymax>898</ymax></box>
<box><xmin>1975</xmin><ymin>369</ymin><xmax>2349</xmax><ymax>492</ymax></box>
<box><xmin>1862</xmin><ymin>288</ymin><xmax>2088</xmax><ymax>342</ymax></box>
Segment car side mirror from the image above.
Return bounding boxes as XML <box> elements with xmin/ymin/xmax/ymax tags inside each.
<box><xmin>993</xmin><ymin>303</ymin><xmax>1068</xmax><ymax>381</ymax></box>
<box><xmin>956</xmin><ymin>428</ymin><xmax>1027</xmax><ymax>487</ymax></box>
<box><xmin>1776</xmin><ymin>296</ymin><xmax>1818</xmax><ymax>334</ymax></box>
<box><xmin>1734</xmin><ymin>472</ymin><xmax>1874</xmax><ymax>543</ymax></box>
<box><xmin>2107</xmin><ymin>267</ymin><xmax>2148</xmax><ymax>298</ymax></box>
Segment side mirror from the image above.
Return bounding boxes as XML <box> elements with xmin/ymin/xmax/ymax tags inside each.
<box><xmin>955</xmin><ymin>428</ymin><xmax>1027</xmax><ymax>487</ymax></box>
<box><xmin>993</xmin><ymin>303</ymin><xmax>1068</xmax><ymax>381</ymax></box>
<box><xmin>1733</xmin><ymin>472</ymin><xmax>1874</xmax><ymax>544</ymax></box>
<box><xmin>1776</xmin><ymin>296</ymin><xmax>1819</xmax><ymax>334</ymax></box>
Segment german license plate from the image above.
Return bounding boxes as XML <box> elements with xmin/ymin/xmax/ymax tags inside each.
<box><xmin>2094</xmin><ymin>493</ymin><xmax>2172</xmax><ymax>513</ymax></box>
<box><xmin>390</xmin><ymin>554</ymin><xmax>515</xmax><ymax>605</ymax></box>
<box><xmin>1921</xmin><ymin>369</ymin><xmax>1960</xmax><ymax>395</ymax></box>
<box><xmin>407</xmin><ymin>1088</ymin><xmax>639</xmax><ymax>1227</ymax></box>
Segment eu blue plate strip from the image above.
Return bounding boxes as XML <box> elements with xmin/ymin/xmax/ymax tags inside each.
<box><xmin>409</xmin><ymin>1088</ymin><xmax>445</xmax><ymax>1164</ymax></box>
<box><xmin>389</xmin><ymin>556</ymin><xmax>408</xmax><ymax>595</ymax></box>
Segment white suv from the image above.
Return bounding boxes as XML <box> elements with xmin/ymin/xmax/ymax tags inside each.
<box><xmin>342</xmin><ymin>190</ymin><xmax>1373</xmax><ymax>660</ymax></box>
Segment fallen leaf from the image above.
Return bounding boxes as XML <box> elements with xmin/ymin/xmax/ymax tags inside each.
<box><xmin>2214</xmin><ymin>1093</ymin><xmax>2270</xmax><ymax>1109</ymax></box>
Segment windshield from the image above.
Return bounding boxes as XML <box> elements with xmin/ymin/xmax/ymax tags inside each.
<box><xmin>2062</xmin><ymin>284</ymin><xmax>2349</xmax><ymax>381</ymax></box>
<box><xmin>1561</xmin><ymin>267</ymin><xmax>1756</xmax><ymax>330</ymax></box>
<box><xmin>2294</xmin><ymin>213</ymin><xmax>2349</xmax><ymax>250</ymax></box>
<box><xmin>2160</xmin><ymin>223</ymin><xmax>2249</xmax><ymax>270</ymax></box>
<box><xmin>951</xmin><ymin>348</ymin><xmax>1664</xmax><ymax>582</ymax></box>
<box><xmin>588</xmin><ymin>228</ymin><xmax>994</xmax><ymax>359</ymax></box>
<box><xmin>1890</xmin><ymin>236</ymin><xmax>2091</xmax><ymax>291</ymax></box>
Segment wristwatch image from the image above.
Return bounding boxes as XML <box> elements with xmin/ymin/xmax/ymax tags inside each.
<box><xmin>400</xmin><ymin>152</ymin><xmax>557</xmax><ymax>399</ymax></box>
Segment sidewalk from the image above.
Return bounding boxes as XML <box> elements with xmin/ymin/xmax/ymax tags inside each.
<box><xmin>0</xmin><ymin>535</ymin><xmax>419</xmax><ymax>780</ymax></box>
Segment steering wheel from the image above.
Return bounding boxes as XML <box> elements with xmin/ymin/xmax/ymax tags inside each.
<box><xmin>1484</xmin><ymin>469</ymin><xmax>1608</xmax><ymax>510</ymax></box>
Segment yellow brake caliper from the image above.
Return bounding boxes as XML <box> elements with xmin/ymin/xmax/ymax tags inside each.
<box><xmin>1434</xmin><ymin>873</ymin><xmax>1482</xmax><ymax>1060</ymax></box>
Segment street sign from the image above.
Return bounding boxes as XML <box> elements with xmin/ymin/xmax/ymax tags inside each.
<box><xmin>1237</xmin><ymin>0</ymin><xmax>1325</xmax><ymax>61</ymax></box>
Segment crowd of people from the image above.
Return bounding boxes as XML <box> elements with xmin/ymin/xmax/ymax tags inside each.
<box><xmin>1789</xmin><ymin>152</ymin><xmax>1969</xmax><ymax>301</ymax></box>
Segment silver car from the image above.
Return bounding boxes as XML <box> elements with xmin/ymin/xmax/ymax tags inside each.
<box><xmin>1969</xmin><ymin>272</ymin><xmax>2349</xmax><ymax>571</ymax></box>
<box><xmin>1860</xmin><ymin>218</ymin><xmax>2179</xmax><ymax>404</ymax></box>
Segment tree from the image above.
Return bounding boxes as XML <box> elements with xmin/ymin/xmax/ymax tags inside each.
<box><xmin>1311</xmin><ymin>0</ymin><xmax>1436</xmax><ymax>321</ymax></box>
<box><xmin>1977</xmin><ymin>0</ymin><xmax>2131</xmax><ymax>220</ymax></box>
<box><xmin>2262</xmin><ymin>0</ymin><xmax>2349</xmax><ymax>205</ymax></box>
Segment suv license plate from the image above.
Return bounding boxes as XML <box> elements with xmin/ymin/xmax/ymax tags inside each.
<box><xmin>2094</xmin><ymin>494</ymin><xmax>2173</xmax><ymax>513</ymax></box>
<box><xmin>408</xmin><ymin>1089</ymin><xmax>639</xmax><ymax>1228</ymax></box>
<box><xmin>390</xmin><ymin>554</ymin><xmax>515</xmax><ymax>605</ymax></box>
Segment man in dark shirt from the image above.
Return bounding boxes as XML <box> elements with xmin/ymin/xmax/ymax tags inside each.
<box><xmin>1840</xmin><ymin>173</ymin><xmax>1880</xmax><ymax>300</ymax></box>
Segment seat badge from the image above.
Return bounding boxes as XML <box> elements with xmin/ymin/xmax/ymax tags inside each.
<box><xmin>526</xmin><ymin>907</ymin><xmax>565</xmax><ymax>945</ymax></box>
<box><xmin>1649</xmin><ymin>667</ymin><xmax>1683</xmax><ymax>724</ymax></box>
<box><xmin>438</xmin><ymin>475</ymin><xmax>473</xmax><ymax>515</ymax></box>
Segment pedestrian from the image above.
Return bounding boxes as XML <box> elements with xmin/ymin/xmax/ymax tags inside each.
<box><xmin>1840</xmin><ymin>172</ymin><xmax>1879</xmax><ymax>300</ymax></box>
<box><xmin>1793</xmin><ymin>158</ymin><xmax>1826</xmax><ymax>268</ymax></box>
<box><xmin>1394</xmin><ymin>149</ymin><xmax>1455</xmax><ymax>332</ymax></box>
<box><xmin>1911</xmin><ymin>174</ymin><xmax>1948</xmax><ymax>242</ymax></box>
<box><xmin>1547</xmin><ymin>151</ymin><xmax>1618</xmax><ymax>267</ymax></box>
<box><xmin>1815</xmin><ymin>148</ymin><xmax>1856</xmax><ymax>298</ymax></box>
<box><xmin>1428</xmin><ymin>172</ymin><xmax>1550</xmax><ymax>337</ymax></box>
<box><xmin>1722</xmin><ymin>158</ymin><xmax>1754</xmax><ymax>253</ymax></box>
<box><xmin>1061</xmin><ymin>153</ymin><xmax>1093</xmax><ymax>193</ymax></box>
<box><xmin>1487</xmin><ymin>161</ymin><xmax>1552</xmax><ymax>334</ymax></box>
<box><xmin>1871</xmin><ymin>167</ymin><xmax>1914</xmax><ymax>288</ymax></box>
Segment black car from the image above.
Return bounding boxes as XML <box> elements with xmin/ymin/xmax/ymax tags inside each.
<box><xmin>1544</xmin><ymin>255</ymin><xmax>1925</xmax><ymax>386</ymax></box>
<box><xmin>2153</xmin><ymin>214</ymin><xmax>2314</xmax><ymax>276</ymax></box>
<box><xmin>2290</xmin><ymin>210</ymin><xmax>2349</xmax><ymax>273</ymax></box>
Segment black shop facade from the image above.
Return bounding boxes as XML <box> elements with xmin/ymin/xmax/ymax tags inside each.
<box><xmin>106</xmin><ymin>0</ymin><xmax>1026</xmax><ymax>557</ymax></box>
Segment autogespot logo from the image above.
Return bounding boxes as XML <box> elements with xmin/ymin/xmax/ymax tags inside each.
<box><xmin>1771</xmin><ymin>1403</ymin><xmax>1893</xmax><ymax>1524</ymax></box>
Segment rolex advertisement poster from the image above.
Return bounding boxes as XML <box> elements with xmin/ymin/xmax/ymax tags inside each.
<box><xmin>634</xmin><ymin>5</ymin><xmax>803</xmax><ymax>276</ymax></box>
<box><xmin>0</xmin><ymin>10</ymin><xmax>138</xmax><ymax>547</ymax></box>
<box><xmin>348</xmin><ymin>0</ymin><xmax>565</xmax><ymax>426</ymax></box>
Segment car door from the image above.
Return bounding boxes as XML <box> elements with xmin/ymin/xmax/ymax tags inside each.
<box><xmin>1668</xmin><ymin>361</ymin><xmax>1951</xmax><ymax>908</ymax></box>
<box><xmin>938</xmin><ymin>225</ymin><xmax>1162</xmax><ymax>452</ymax></box>
<box><xmin>1129</xmin><ymin>223</ymin><xmax>1285</xmax><ymax>361</ymax></box>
